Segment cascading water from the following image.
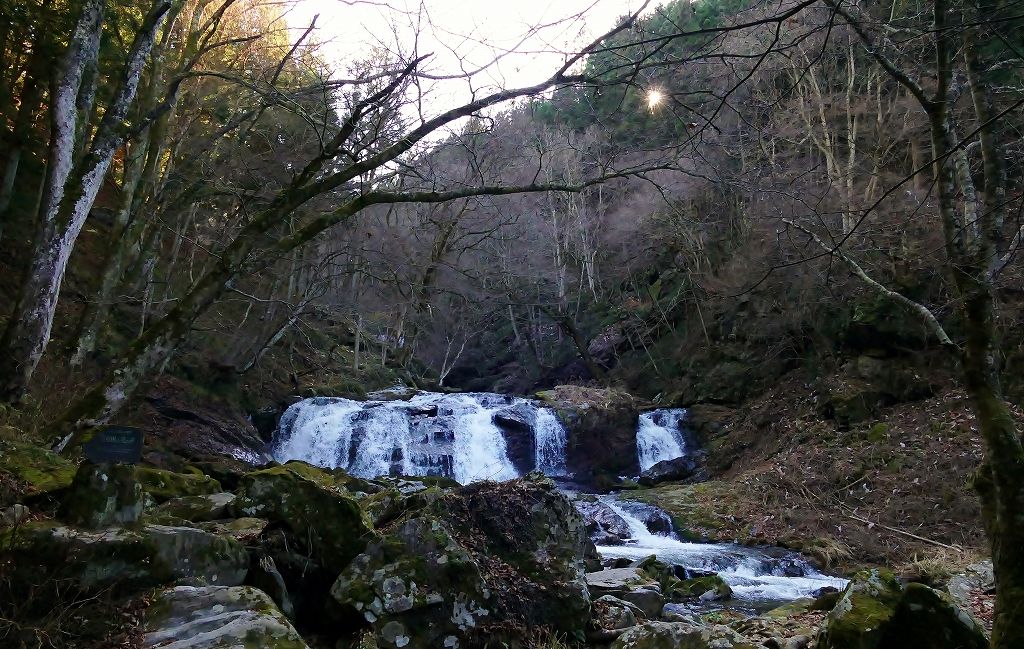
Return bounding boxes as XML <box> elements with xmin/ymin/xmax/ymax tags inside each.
<box><xmin>637</xmin><ymin>408</ymin><xmax>688</xmax><ymax>471</ymax></box>
<box><xmin>272</xmin><ymin>391</ymin><xmax>566</xmax><ymax>484</ymax></box>
<box><xmin>595</xmin><ymin>497</ymin><xmax>847</xmax><ymax>603</ymax></box>
<box><xmin>534</xmin><ymin>407</ymin><xmax>568</xmax><ymax>476</ymax></box>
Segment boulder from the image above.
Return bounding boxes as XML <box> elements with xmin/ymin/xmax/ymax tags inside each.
<box><xmin>595</xmin><ymin>594</ymin><xmax>646</xmax><ymax>630</ymax></box>
<box><xmin>675</xmin><ymin>574</ymin><xmax>733</xmax><ymax>602</ymax></box>
<box><xmin>536</xmin><ymin>385</ymin><xmax>642</xmax><ymax>477</ymax></box>
<box><xmin>5</xmin><ymin>521</ymin><xmax>248</xmax><ymax>592</ymax></box>
<box><xmin>610</xmin><ymin>621</ymin><xmax>755</xmax><ymax>649</ymax></box>
<box><xmin>0</xmin><ymin>438</ymin><xmax>77</xmax><ymax>505</ymax></box>
<box><xmin>152</xmin><ymin>492</ymin><xmax>236</xmax><ymax>522</ymax></box>
<box><xmin>2</xmin><ymin>503</ymin><xmax>30</xmax><ymax>526</ymax></box>
<box><xmin>493</xmin><ymin>402</ymin><xmax>537</xmax><ymax>475</ymax></box>
<box><xmin>639</xmin><ymin>456</ymin><xmax>700</xmax><ymax>486</ymax></box>
<box><xmin>331</xmin><ymin>516</ymin><xmax>491</xmax><ymax>649</ymax></box>
<box><xmin>817</xmin><ymin>569</ymin><xmax>988</xmax><ymax>649</ymax></box>
<box><xmin>136</xmin><ymin>466</ymin><xmax>223</xmax><ymax>502</ymax></box>
<box><xmin>143</xmin><ymin>585</ymin><xmax>308</xmax><ymax>648</ymax></box>
<box><xmin>575</xmin><ymin>499</ymin><xmax>633</xmax><ymax>545</ymax></box>
<box><xmin>233</xmin><ymin>462</ymin><xmax>376</xmax><ymax>573</ymax></box>
<box><xmin>333</xmin><ymin>474</ymin><xmax>593</xmax><ymax>648</ymax></box>
<box><xmin>59</xmin><ymin>462</ymin><xmax>144</xmax><ymax>528</ymax></box>
<box><xmin>588</xmin><ymin>566</ymin><xmax>665</xmax><ymax>618</ymax></box>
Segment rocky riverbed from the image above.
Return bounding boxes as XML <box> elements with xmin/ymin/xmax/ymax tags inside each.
<box><xmin>0</xmin><ymin>448</ymin><xmax>994</xmax><ymax>649</ymax></box>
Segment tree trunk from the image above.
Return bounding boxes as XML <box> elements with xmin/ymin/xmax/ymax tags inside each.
<box><xmin>0</xmin><ymin>0</ymin><xmax>170</xmax><ymax>402</ymax></box>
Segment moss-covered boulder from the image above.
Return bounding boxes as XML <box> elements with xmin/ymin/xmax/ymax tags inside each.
<box><xmin>143</xmin><ymin>585</ymin><xmax>309</xmax><ymax>648</ymax></box>
<box><xmin>331</xmin><ymin>516</ymin><xmax>491</xmax><ymax>649</ymax></box>
<box><xmin>536</xmin><ymin>385</ymin><xmax>642</xmax><ymax>477</ymax></box>
<box><xmin>136</xmin><ymin>466</ymin><xmax>222</xmax><ymax>502</ymax></box>
<box><xmin>332</xmin><ymin>474</ymin><xmax>593</xmax><ymax>648</ymax></box>
<box><xmin>817</xmin><ymin>569</ymin><xmax>987</xmax><ymax>649</ymax></box>
<box><xmin>152</xmin><ymin>492</ymin><xmax>236</xmax><ymax>522</ymax></box>
<box><xmin>610</xmin><ymin>621</ymin><xmax>755</xmax><ymax>649</ymax></box>
<box><xmin>0</xmin><ymin>438</ymin><xmax>77</xmax><ymax>504</ymax></box>
<box><xmin>59</xmin><ymin>462</ymin><xmax>144</xmax><ymax>528</ymax></box>
<box><xmin>675</xmin><ymin>574</ymin><xmax>733</xmax><ymax>601</ymax></box>
<box><xmin>4</xmin><ymin>521</ymin><xmax>248</xmax><ymax>593</ymax></box>
<box><xmin>234</xmin><ymin>463</ymin><xmax>376</xmax><ymax>573</ymax></box>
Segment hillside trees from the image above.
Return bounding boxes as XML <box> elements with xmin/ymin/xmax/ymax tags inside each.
<box><xmin>765</xmin><ymin>1</ymin><xmax>1024</xmax><ymax>645</ymax></box>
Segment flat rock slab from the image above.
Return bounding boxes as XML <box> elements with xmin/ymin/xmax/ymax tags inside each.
<box><xmin>144</xmin><ymin>585</ymin><xmax>309</xmax><ymax>649</ymax></box>
<box><xmin>587</xmin><ymin>567</ymin><xmax>655</xmax><ymax>590</ymax></box>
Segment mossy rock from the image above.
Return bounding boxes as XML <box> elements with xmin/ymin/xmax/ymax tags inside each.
<box><xmin>0</xmin><ymin>438</ymin><xmax>77</xmax><ymax>503</ymax></box>
<box><xmin>136</xmin><ymin>466</ymin><xmax>222</xmax><ymax>502</ymax></box>
<box><xmin>152</xmin><ymin>492</ymin><xmax>236</xmax><ymax>522</ymax></box>
<box><xmin>817</xmin><ymin>569</ymin><xmax>986</xmax><ymax>649</ymax></box>
<box><xmin>611</xmin><ymin>621</ymin><xmax>755</xmax><ymax>649</ymax></box>
<box><xmin>4</xmin><ymin>521</ymin><xmax>248</xmax><ymax>594</ymax></box>
<box><xmin>144</xmin><ymin>585</ymin><xmax>310</xmax><ymax>648</ymax></box>
<box><xmin>233</xmin><ymin>463</ymin><xmax>376</xmax><ymax>573</ymax></box>
<box><xmin>59</xmin><ymin>462</ymin><xmax>143</xmax><ymax>528</ymax></box>
<box><xmin>331</xmin><ymin>516</ymin><xmax>490</xmax><ymax>649</ymax></box>
<box><xmin>675</xmin><ymin>574</ymin><xmax>733</xmax><ymax>601</ymax></box>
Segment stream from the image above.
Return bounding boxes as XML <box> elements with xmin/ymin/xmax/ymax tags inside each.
<box><xmin>270</xmin><ymin>390</ymin><xmax>847</xmax><ymax>609</ymax></box>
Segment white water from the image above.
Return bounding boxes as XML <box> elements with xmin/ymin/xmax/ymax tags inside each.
<box><xmin>273</xmin><ymin>391</ymin><xmax>563</xmax><ymax>483</ymax></box>
<box><xmin>596</xmin><ymin>497</ymin><xmax>847</xmax><ymax>603</ymax></box>
<box><xmin>637</xmin><ymin>409</ymin><xmax>688</xmax><ymax>471</ymax></box>
<box><xmin>534</xmin><ymin>407</ymin><xmax>569</xmax><ymax>476</ymax></box>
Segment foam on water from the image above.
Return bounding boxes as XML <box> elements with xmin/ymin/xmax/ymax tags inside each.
<box><xmin>273</xmin><ymin>391</ymin><xmax>559</xmax><ymax>483</ymax></box>
<box><xmin>596</xmin><ymin>497</ymin><xmax>847</xmax><ymax>603</ymax></box>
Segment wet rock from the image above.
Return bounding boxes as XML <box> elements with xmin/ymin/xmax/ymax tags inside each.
<box><xmin>136</xmin><ymin>466</ymin><xmax>222</xmax><ymax>502</ymax></box>
<box><xmin>677</xmin><ymin>574</ymin><xmax>733</xmax><ymax>602</ymax></box>
<box><xmin>59</xmin><ymin>462</ymin><xmax>144</xmax><ymax>528</ymax></box>
<box><xmin>610</xmin><ymin>621</ymin><xmax>755</xmax><ymax>649</ymax></box>
<box><xmin>5</xmin><ymin>521</ymin><xmax>248</xmax><ymax>592</ymax></box>
<box><xmin>493</xmin><ymin>402</ymin><xmax>537</xmax><ymax>475</ymax></box>
<box><xmin>143</xmin><ymin>585</ymin><xmax>308</xmax><ymax>648</ymax></box>
<box><xmin>817</xmin><ymin>569</ymin><xmax>987</xmax><ymax>649</ymax></box>
<box><xmin>587</xmin><ymin>566</ymin><xmax>656</xmax><ymax>592</ymax></box>
<box><xmin>575</xmin><ymin>499</ymin><xmax>632</xmax><ymax>544</ymax></box>
<box><xmin>638</xmin><ymin>456</ymin><xmax>701</xmax><ymax>486</ymax></box>
<box><xmin>233</xmin><ymin>462</ymin><xmax>375</xmax><ymax>573</ymax></box>
<box><xmin>536</xmin><ymin>385</ymin><xmax>642</xmax><ymax>476</ymax></box>
<box><xmin>151</xmin><ymin>491</ymin><xmax>235</xmax><ymax>522</ymax></box>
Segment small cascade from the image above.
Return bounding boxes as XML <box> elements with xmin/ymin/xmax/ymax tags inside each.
<box><xmin>534</xmin><ymin>408</ymin><xmax>569</xmax><ymax>476</ymax></box>
<box><xmin>272</xmin><ymin>391</ymin><xmax>568</xmax><ymax>483</ymax></box>
<box><xmin>636</xmin><ymin>408</ymin><xmax>689</xmax><ymax>471</ymax></box>
<box><xmin>596</xmin><ymin>496</ymin><xmax>847</xmax><ymax>603</ymax></box>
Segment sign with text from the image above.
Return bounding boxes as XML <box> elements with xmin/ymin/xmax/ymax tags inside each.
<box><xmin>83</xmin><ymin>426</ymin><xmax>144</xmax><ymax>464</ymax></box>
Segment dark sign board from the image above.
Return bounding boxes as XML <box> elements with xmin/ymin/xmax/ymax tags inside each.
<box><xmin>83</xmin><ymin>426</ymin><xmax>144</xmax><ymax>464</ymax></box>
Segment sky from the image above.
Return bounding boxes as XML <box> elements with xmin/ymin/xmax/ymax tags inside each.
<box><xmin>286</xmin><ymin>0</ymin><xmax>650</xmax><ymax>95</ymax></box>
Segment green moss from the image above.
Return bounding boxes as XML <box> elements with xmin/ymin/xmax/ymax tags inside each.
<box><xmin>0</xmin><ymin>438</ymin><xmax>77</xmax><ymax>501</ymax></box>
<box><xmin>234</xmin><ymin>464</ymin><xmax>376</xmax><ymax>572</ymax></box>
<box><xmin>135</xmin><ymin>466</ymin><xmax>222</xmax><ymax>502</ymax></box>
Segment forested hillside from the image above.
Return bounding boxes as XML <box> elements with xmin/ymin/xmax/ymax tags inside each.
<box><xmin>1</xmin><ymin>0</ymin><xmax>1023</xmax><ymax>647</ymax></box>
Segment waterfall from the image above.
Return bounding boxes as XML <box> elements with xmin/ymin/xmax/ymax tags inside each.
<box><xmin>272</xmin><ymin>391</ymin><xmax>566</xmax><ymax>483</ymax></box>
<box><xmin>534</xmin><ymin>408</ymin><xmax>568</xmax><ymax>476</ymax></box>
<box><xmin>636</xmin><ymin>408</ymin><xmax>688</xmax><ymax>471</ymax></box>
